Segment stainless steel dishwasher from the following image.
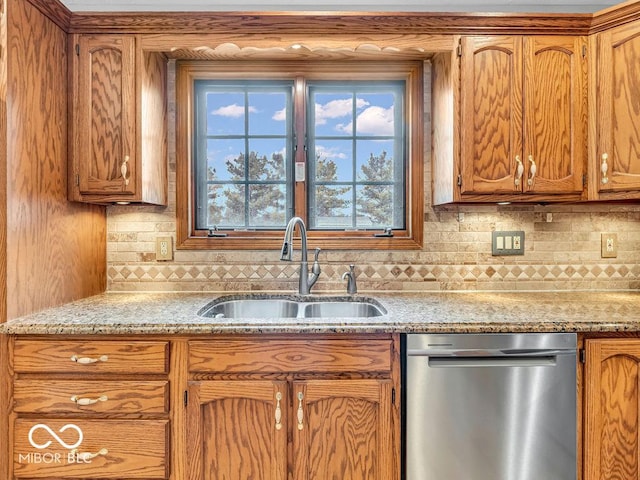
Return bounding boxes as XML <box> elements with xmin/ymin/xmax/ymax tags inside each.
<box><xmin>404</xmin><ymin>333</ymin><xmax>577</xmax><ymax>480</ymax></box>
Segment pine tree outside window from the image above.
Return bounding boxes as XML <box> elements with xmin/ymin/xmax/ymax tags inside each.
<box><xmin>176</xmin><ymin>61</ymin><xmax>423</xmax><ymax>250</ymax></box>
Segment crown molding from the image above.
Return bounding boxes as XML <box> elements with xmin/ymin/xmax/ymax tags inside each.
<box><xmin>25</xmin><ymin>0</ymin><xmax>72</xmax><ymax>30</ymax></box>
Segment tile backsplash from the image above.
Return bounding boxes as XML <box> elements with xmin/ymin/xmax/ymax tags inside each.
<box><xmin>106</xmin><ymin>61</ymin><xmax>640</xmax><ymax>293</ymax></box>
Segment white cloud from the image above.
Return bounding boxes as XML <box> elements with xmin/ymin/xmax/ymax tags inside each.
<box><xmin>337</xmin><ymin>105</ymin><xmax>395</xmax><ymax>136</ymax></box>
<box><xmin>315</xmin><ymin>98</ymin><xmax>369</xmax><ymax>125</ymax></box>
<box><xmin>272</xmin><ymin>108</ymin><xmax>286</xmax><ymax>121</ymax></box>
<box><xmin>355</xmin><ymin>105</ymin><xmax>395</xmax><ymax>135</ymax></box>
<box><xmin>212</xmin><ymin>104</ymin><xmax>257</xmax><ymax>118</ymax></box>
<box><xmin>315</xmin><ymin>144</ymin><xmax>348</xmax><ymax>162</ymax></box>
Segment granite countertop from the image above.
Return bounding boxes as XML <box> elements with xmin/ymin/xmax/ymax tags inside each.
<box><xmin>1</xmin><ymin>290</ymin><xmax>640</xmax><ymax>335</ymax></box>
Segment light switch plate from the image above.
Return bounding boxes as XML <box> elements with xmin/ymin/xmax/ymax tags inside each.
<box><xmin>492</xmin><ymin>231</ymin><xmax>525</xmax><ymax>256</ymax></box>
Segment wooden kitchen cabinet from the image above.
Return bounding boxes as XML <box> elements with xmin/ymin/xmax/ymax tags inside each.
<box><xmin>68</xmin><ymin>34</ymin><xmax>168</xmax><ymax>205</ymax></box>
<box><xmin>186</xmin><ymin>336</ymin><xmax>400</xmax><ymax>480</ymax></box>
<box><xmin>11</xmin><ymin>338</ymin><xmax>170</xmax><ymax>479</ymax></box>
<box><xmin>584</xmin><ymin>338</ymin><xmax>640</xmax><ymax>480</ymax></box>
<box><xmin>435</xmin><ymin>35</ymin><xmax>587</xmax><ymax>204</ymax></box>
<box><xmin>590</xmin><ymin>20</ymin><xmax>640</xmax><ymax>200</ymax></box>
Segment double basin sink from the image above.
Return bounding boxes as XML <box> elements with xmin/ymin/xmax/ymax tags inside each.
<box><xmin>198</xmin><ymin>294</ymin><xmax>386</xmax><ymax>319</ymax></box>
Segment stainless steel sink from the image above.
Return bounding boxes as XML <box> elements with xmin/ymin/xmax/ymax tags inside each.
<box><xmin>303</xmin><ymin>301</ymin><xmax>384</xmax><ymax>318</ymax></box>
<box><xmin>199</xmin><ymin>298</ymin><xmax>299</xmax><ymax>319</ymax></box>
<box><xmin>198</xmin><ymin>295</ymin><xmax>385</xmax><ymax>319</ymax></box>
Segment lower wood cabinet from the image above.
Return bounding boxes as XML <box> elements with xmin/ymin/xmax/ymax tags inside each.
<box><xmin>584</xmin><ymin>338</ymin><xmax>640</xmax><ymax>480</ymax></box>
<box><xmin>8</xmin><ymin>334</ymin><xmax>400</xmax><ymax>480</ymax></box>
<box><xmin>186</xmin><ymin>378</ymin><xmax>395</xmax><ymax>480</ymax></box>
<box><xmin>186</xmin><ymin>336</ymin><xmax>400</xmax><ymax>480</ymax></box>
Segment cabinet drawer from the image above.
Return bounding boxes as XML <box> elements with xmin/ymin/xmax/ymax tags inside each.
<box><xmin>14</xmin><ymin>419</ymin><xmax>169</xmax><ymax>478</ymax></box>
<box><xmin>14</xmin><ymin>380</ymin><xmax>169</xmax><ymax>414</ymax></box>
<box><xmin>13</xmin><ymin>340</ymin><xmax>169</xmax><ymax>374</ymax></box>
<box><xmin>189</xmin><ymin>339</ymin><xmax>393</xmax><ymax>373</ymax></box>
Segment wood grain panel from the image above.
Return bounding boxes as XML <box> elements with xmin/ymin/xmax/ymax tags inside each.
<box><xmin>14</xmin><ymin>380</ymin><xmax>169</xmax><ymax>413</ymax></box>
<box><xmin>14</xmin><ymin>340</ymin><xmax>169</xmax><ymax>374</ymax></box>
<box><xmin>460</xmin><ymin>36</ymin><xmax>522</xmax><ymax>195</ymax></box>
<box><xmin>6</xmin><ymin>0</ymin><xmax>105</xmax><ymax>320</ymax></box>
<box><xmin>24</xmin><ymin>0</ymin><xmax>71</xmax><ymax>31</ymax></box>
<box><xmin>189</xmin><ymin>339</ymin><xmax>392</xmax><ymax>374</ymax></box>
<box><xmin>187</xmin><ymin>380</ymin><xmax>287</xmax><ymax>480</ymax></box>
<box><xmin>293</xmin><ymin>379</ymin><xmax>395</xmax><ymax>480</ymax></box>
<box><xmin>139</xmin><ymin>49</ymin><xmax>168</xmax><ymax>205</ymax></box>
<box><xmin>584</xmin><ymin>339</ymin><xmax>640</xmax><ymax>480</ymax></box>
<box><xmin>67</xmin><ymin>12</ymin><xmax>594</xmax><ymax>36</ymax></box>
<box><xmin>523</xmin><ymin>36</ymin><xmax>586</xmax><ymax>195</ymax></box>
<box><xmin>14</xmin><ymin>418</ymin><xmax>169</xmax><ymax>478</ymax></box>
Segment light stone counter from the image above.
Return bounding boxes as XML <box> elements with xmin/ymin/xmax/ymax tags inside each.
<box><xmin>1</xmin><ymin>291</ymin><xmax>640</xmax><ymax>335</ymax></box>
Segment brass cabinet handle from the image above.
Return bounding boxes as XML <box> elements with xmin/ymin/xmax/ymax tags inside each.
<box><xmin>275</xmin><ymin>392</ymin><xmax>283</xmax><ymax>431</ymax></box>
<box><xmin>514</xmin><ymin>155</ymin><xmax>524</xmax><ymax>187</ymax></box>
<box><xmin>527</xmin><ymin>155</ymin><xmax>537</xmax><ymax>187</ymax></box>
<box><xmin>70</xmin><ymin>448</ymin><xmax>108</xmax><ymax>462</ymax></box>
<box><xmin>296</xmin><ymin>392</ymin><xmax>304</xmax><ymax>431</ymax></box>
<box><xmin>601</xmin><ymin>153</ymin><xmax>609</xmax><ymax>184</ymax></box>
<box><xmin>121</xmin><ymin>155</ymin><xmax>130</xmax><ymax>186</ymax></box>
<box><xmin>70</xmin><ymin>355</ymin><xmax>108</xmax><ymax>364</ymax></box>
<box><xmin>70</xmin><ymin>395</ymin><xmax>108</xmax><ymax>406</ymax></box>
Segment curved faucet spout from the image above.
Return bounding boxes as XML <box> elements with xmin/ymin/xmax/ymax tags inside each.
<box><xmin>280</xmin><ymin>217</ymin><xmax>320</xmax><ymax>294</ymax></box>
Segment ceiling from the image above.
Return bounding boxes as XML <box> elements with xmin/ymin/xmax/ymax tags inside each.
<box><xmin>58</xmin><ymin>0</ymin><xmax>620</xmax><ymax>13</ymax></box>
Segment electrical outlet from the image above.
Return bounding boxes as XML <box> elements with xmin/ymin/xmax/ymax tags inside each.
<box><xmin>156</xmin><ymin>236</ymin><xmax>173</xmax><ymax>261</ymax></box>
<box><xmin>601</xmin><ymin>233</ymin><xmax>618</xmax><ymax>258</ymax></box>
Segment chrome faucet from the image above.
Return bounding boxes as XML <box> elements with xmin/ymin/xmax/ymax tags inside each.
<box><xmin>280</xmin><ymin>217</ymin><xmax>321</xmax><ymax>295</ymax></box>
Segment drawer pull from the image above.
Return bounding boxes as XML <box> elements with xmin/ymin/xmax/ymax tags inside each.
<box><xmin>70</xmin><ymin>355</ymin><xmax>108</xmax><ymax>364</ymax></box>
<box><xmin>275</xmin><ymin>392</ymin><xmax>283</xmax><ymax>431</ymax></box>
<box><xmin>514</xmin><ymin>155</ymin><xmax>523</xmax><ymax>187</ymax></box>
<box><xmin>121</xmin><ymin>155</ymin><xmax>130</xmax><ymax>186</ymax></box>
<box><xmin>297</xmin><ymin>392</ymin><xmax>304</xmax><ymax>431</ymax></box>
<box><xmin>601</xmin><ymin>153</ymin><xmax>609</xmax><ymax>185</ymax></box>
<box><xmin>70</xmin><ymin>395</ymin><xmax>108</xmax><ymax>406</ymax></box>
<box><xmin>71</xmin><ymin>447</ymin><xmax>108</xmax><ymax>462</ymax></box>
<box><xmin>527</xmin><ymin>155</ymin><xmax>536</xmax><ymax>187</ymax></box>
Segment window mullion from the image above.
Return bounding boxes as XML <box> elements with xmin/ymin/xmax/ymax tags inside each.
<box><xmin>293</xmin><ymin>76</ymin><xmax>307</xmax><ymax>221</ymax></box>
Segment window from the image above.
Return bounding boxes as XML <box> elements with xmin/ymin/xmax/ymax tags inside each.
<box><xmin>176</xmin><ymin>61</ymin><xmax>423</xmax><ymax>250</ymax></box>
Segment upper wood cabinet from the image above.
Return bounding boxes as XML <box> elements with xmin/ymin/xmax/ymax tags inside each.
<box><xmin>68</xmin><ymin>34</ymin><xmax>168</xmax><ymax>205</ymax></box>
<box><xmin>434</xmin><ymin>35</ymin><xmax>587</xmax><ymax>204</ymax></box>
<box><xmin>584</xmin><ymin>338</ymin><xmax>640</xmax><ymax>480</ymax></box>
<box><xmin>590</xmin><ymin>20</ymin><xmax>640</xmax><ymax>200</ymax></box>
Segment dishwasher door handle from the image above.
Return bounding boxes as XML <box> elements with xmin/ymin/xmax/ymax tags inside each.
<box><xmin>427</xmin><ymin>355</ymin><xmax>558</xmax><ymax>368</ymax></box>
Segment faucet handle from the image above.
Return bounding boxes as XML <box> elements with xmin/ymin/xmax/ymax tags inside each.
<box><xmin>342</xmin><ymin>264</ymin><xmax>357</xmax><ymax>295</ymax></box>
<box><xmin>313</xmin><ymin>247</ymin><xmax>321</xmax><ymax>262</ymax></box>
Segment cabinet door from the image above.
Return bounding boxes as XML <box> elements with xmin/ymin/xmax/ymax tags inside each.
<box><xmin>523</xmin><ymin>36</ymin><xmax>586</xmax><ymax>195</ymax></box>
<box><xmin>584</xmin><ymin>339</ymin><xmax>640</xmax><ymax>479</ymax></box>
<box><xmin>292</xmin><ymin>379</ymin><xmax>397</xmax><ymax>480</ymax></box>
<box><xmin>76</xmin><ymin>35</ymin><xmax>136</xmax><ymax>196</ymax></box>
<box><xmin>595</xmin><ymin>22</ymin><xmax>640</xmax><ymax>196</ymax></box>
<box><xmin>186</xmin><ymin>380</ymin><xmax>288</xmax><ymax>480</ymax></box>
<box><xmin>459</xmin><ymin>36</ymin><xmax>523</xmax><ymax>195</ymax></box>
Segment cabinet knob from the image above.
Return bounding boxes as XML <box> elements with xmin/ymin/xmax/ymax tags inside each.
<box><xmin>601</xmin><ymin>153</ymin><xmax>609</xmax><ymax>185</ymax></box>
<box><xmin>70</xmin><ymin>355</ymin><xmax>108</xmax><ymax>364</ymax></box>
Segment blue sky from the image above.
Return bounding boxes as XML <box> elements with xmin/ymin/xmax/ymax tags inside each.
<box><xmin>205</xmin><ymin>89</ymin><xmax>397</xmax><ymax>183</ymax></box>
